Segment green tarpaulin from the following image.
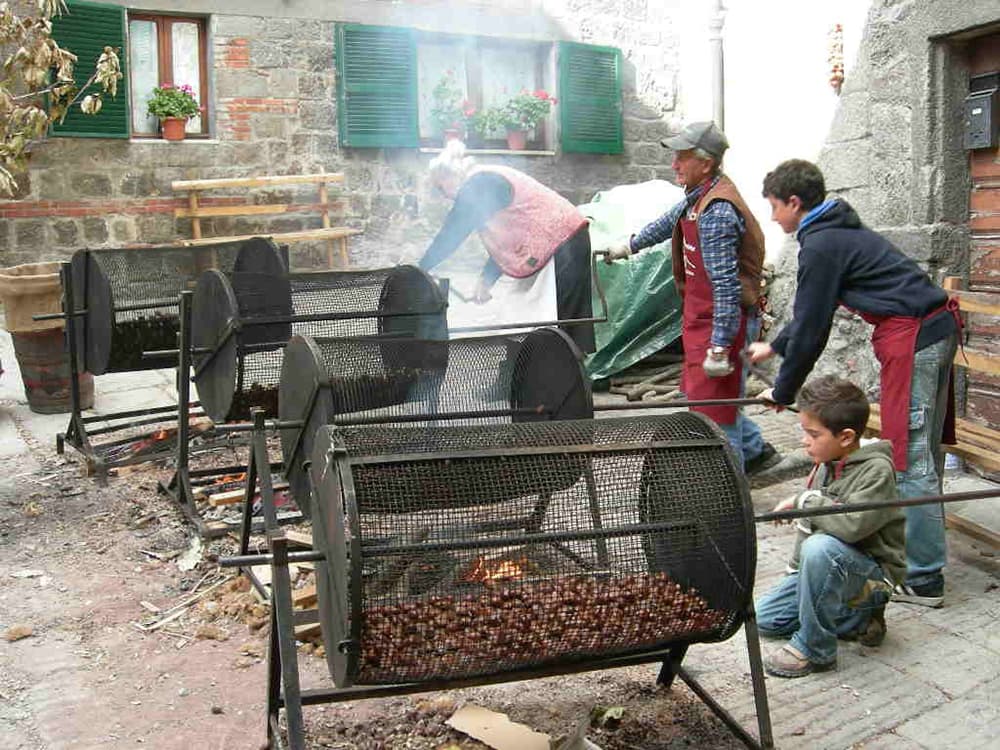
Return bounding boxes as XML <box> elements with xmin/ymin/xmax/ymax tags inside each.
<box><xmin>579</xmin><ymin>181</ymin><xmax>684</xmax><ymax>381</ymax></box>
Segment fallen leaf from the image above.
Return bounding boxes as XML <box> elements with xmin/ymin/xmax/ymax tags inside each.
<box><xmin>4</xmin><ymin>625</ymin><xmax>34</xmax><ymax>642</ymax></box>
<box><xmin>589</xmin><ymin>705</ymin><xmax>624</xmax><ymax>728</ymax></box>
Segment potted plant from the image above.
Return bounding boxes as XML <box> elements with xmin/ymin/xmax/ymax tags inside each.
<box><xmin>430</xmin><ymin>71</ymin><xmax>467</xmax><ymax>144</ymax></box>
<box><xmin>146</xmin><ymin>83</ymin><xmax>200</xmax><ymax>141</ymax></box>
<box><xmin>498</xmin><ymin>89</ymin><xmax>556</xmax><ymax>150</ymax></box>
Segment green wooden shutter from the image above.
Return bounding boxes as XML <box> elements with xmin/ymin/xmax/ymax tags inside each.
<box><xmin>336</xmin><ymin>24</ymin><xmax>418</xmax><ymax>148</ymax></box>
<box><xmin>558</xmin><ymin>42</ymin><xmax>623</xmax><ymax>154</ymax></box>
<box><xmin>49</xmin><ymin>0</ymin><xmax>129</xmax><ymax>138</ymax></box>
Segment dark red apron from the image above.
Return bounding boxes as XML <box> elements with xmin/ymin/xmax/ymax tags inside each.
<box><xmin>854</xmin><ymin>299</ymin><xmax>960</xmax><ymax>471</ymax></box>
<box><xmin>679</xmin><ymin>204</ymin><xmax>747</xmax><ymax>425</ymax></box>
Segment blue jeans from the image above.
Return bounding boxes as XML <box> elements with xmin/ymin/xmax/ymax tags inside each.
<box><xmin>718</xmin><ymin>315</ymin><xmax>766</xmax><ymax>472</ymax></box>
<box><xmin>755</xmin><ymin>535</ymin><xmax>890</xmax><ymax>664</ymax></box>
<box><xmin>897</xmin><ymin>334</ymin><xmax>958</xmax><ymax>590</ymax></box>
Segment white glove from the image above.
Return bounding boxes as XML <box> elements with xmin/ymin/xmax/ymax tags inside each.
<box><xmin>702</xmin><ymin>347</ymin><xmax>733</xmax><ymax>378</ymax></box>
<box><xmin>603</xmin><ymin>242</ymin><xmax>631</xmax><ymax>264</ymax></box>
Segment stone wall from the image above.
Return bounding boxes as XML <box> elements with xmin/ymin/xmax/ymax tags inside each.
<box><xmin>0</xmin><ymin>1</ymin><xmax>688</xmax><ymax>272</ymax></box>
<box><xmin>762</xmin><ymin>0</ymin><xmax>995</xmax><ymax>399</ymax></box>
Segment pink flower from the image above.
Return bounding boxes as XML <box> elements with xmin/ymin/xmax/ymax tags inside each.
<box><xmin>533</xmin><ymin>90</ymin><xmax>549</xmax><ymax>100</ymax></box>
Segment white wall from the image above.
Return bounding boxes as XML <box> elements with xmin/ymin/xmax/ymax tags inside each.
<box><xmin>676</xmin><ymin>0</ymin><xmax>872</xmax><ymax>258</ymax></box>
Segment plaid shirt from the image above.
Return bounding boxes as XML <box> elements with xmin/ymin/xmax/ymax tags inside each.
<box><xmin>629</xmin><ymin>178</ymin><xmax>745</xmax><ymax>347</ymax></box>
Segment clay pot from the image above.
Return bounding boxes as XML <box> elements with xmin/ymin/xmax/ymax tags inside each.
<box><xmin>161</xmin><ymin>117</ymin><xmax>188</xmax><ymax>141</ymax></box>
<box><xmin>505</xmin><ymin>129</ymin><xmax>528</xmax><ymax>151</ymax></box>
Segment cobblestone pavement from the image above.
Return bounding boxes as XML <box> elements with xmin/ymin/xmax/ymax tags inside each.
<box><xmin>597</xmin><ymin>390</ymin><xmax>1000</xmax><ymax>749</ymax></box>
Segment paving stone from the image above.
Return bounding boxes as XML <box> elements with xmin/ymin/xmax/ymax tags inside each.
<box><xmin>893</xmin><ymin>673</ymin><xmax>1000</xmax><ymax>749</ymax></box>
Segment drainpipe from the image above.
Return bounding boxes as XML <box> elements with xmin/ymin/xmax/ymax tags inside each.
<box><xmin>709</xmin><ymin>0</ymin><xmax>726</xmax><ymax>130</ymax></box>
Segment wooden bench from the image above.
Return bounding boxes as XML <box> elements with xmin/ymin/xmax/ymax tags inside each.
<box><xmin>865</xmin><ymin>276</ymin><xmax>1000</xmax><ymax>544</ymax></box>
<box><xmin>171</xmin><ymin>173</ymin><xmax>362</xmax><ymax>268</ymax></box>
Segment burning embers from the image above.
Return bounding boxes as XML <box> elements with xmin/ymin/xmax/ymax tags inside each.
<box><xmin>358</xmin><ymin>570</ymin><xmax>728</xmax><ymax>684</ymax></box>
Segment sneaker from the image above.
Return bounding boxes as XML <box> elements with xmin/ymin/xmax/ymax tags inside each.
<box><xmin>764</xmin><ymin>644</ymin><xmax>836</xmax><ymax>678</ymax></box>
<box><xmin>892</xmin><ymin>582</ymin><xmax>944</xmax><ymax>608</ymax></box>
<box><xmin>745</xmin><ymin>442</ymin><xmax>782</xmax><ymax>475</ymax></box>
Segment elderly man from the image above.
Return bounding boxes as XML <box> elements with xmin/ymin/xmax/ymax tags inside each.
<box><xmin>605</xmin><ymin>121</ymin><xmax>777</xmax><ymax>473</ymax></box>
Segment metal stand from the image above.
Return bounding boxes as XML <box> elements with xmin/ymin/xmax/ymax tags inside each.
<box><xmin>55</xmin><ymin>262</ymin><xmax>195</xmax><ymax>477</ymax></box>
<box><xmin>218</xmin><ymin>464</ymin><xmax>775</xmax><ymax>750</ymax></box>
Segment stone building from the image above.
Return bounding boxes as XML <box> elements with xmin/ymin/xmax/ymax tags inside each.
<box><xmin>0</xmin><ymin>0</ymin><xmax>998</xmax><ymax>416</ymax></box>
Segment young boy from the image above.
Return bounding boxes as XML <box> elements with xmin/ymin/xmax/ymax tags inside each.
<box><xmin>750</xmin><ymin>159</ymin><xmax>959</xmax><ymax>608</ymax></box>
<box><xmin>756</xmin><ymin>375</ymin><xmax>905</xmax><ymax>678</ymax></box>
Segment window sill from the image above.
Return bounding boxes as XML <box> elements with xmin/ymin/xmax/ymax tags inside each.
<box><xmin>130</xmin><ymin>137</ymin><xmax>220</xmax><ymax>144</ymax></box>
<box><xmin>419</xmin><ymin>147</ymin><xmax>555</xmax><ymax>157</ymax></box>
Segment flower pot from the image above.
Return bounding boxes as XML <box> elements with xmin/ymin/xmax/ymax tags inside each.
<box><xmin>161</xmin><ymin>117</ymin><xmax>188</xmax><ymax>141</ymax></box>
<box><xmin>443</xmin><ymin>128</ymin><xmax>464</xmax><ymax>144</ymax></box>
<box><xmin>505</xmin><ymin>129</ymin><xmax>528</xmax><ymax>151</ymax></box>
<box><xmin>0</xmin><ymin>262</ymin><xmax>94</xmax><ymax>413</ymax></box>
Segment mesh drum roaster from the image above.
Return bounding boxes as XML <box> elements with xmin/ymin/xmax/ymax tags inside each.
<box><xmin>68</xmin><ymin>237</ymin><xmax>283</xmax><ymax>375</ymax></box>
<box><xmin>307</xmin><ymin>412</ymin><xmax>752</xmax><ymax>687</ymax></box>
<box><xmin>278</xmin><ymin>327</ymin><xmax>593</xmax><ymax>518</ymax></box>
<box><xmin>191</xmin><ymin>265</ymin><xmax>447</xmax><ymax>425</ymax></box>
<box><xmin>57</xmin><ymin>237</ymin><xmax>285</xmax><ymax>469</ymax></box>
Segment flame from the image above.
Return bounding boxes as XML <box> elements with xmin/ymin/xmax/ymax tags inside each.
<box><xmin>463</xmin><ymin>556</ymin><xmax>528</xmax><ymax>584</ymax></box>
<box><xmin>213</xmin><ymin>472</ymin><xmax>247</xmax><ymax>486</ymax></box>
<box><xmin>150</xmin><ymin>429</ymin><xmax>171</xmax><ymax>441</ymax></box>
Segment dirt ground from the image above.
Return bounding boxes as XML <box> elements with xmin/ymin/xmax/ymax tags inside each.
<box><xmin>0</xmin><ymin>417</ymin><xmax>745</xmax><ymax>750</ymax></box>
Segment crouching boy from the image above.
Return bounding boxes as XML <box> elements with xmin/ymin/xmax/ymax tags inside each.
<box><xmin>756</xmin><ymin>375</ymin><xmax>905</xmax><ymax>678</ymax></box>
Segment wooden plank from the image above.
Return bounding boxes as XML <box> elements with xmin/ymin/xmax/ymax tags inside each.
<box><xmin>945</xmin><ymin>512</ymin><xmax>1000</xmax><ymax>548</ymax></box>
<box><xmin>173</xmin><ymin>227</ymin><xmax>362</xmax><ymax>247</ymax></box>
<box><xmin>174</xmin><ymin>200</ymin><xmax>348</xmax><ymax>220</ymax></box>
<box><xmin>172</xmin><ymin>173</ymin><xmax>345</xmax><ymax>191</ymax></box>
<box><xmin>950</xmin><ymin>288</ymin><xmax>1000</xmax><ymax>317</ymax></box>
<box><xmin>947</xmin><ymin>442</ymin><xmax>1000</xmax><ymax>472</ymax></box>
<box><xmin>294</xmin><ymin>621</ymin><xmax>322</xmax><ymax>639</ymax></box>
<box><xmin>292</xmin><ymin>585</ymin><xmax>317</xmax><ymax>608</ymax></box>
<box><xmin>955</xmin><ymin>349</ymin><xmax>1000</xmax><ymax>376</ymax></box>
<box><xmin>206</xmin><ymin>488</ymin><xmax>248</xmax><ymax>507</ymax></box>
<box><xmin>285</xmin><ymin>530</ymin><xmax>313</xmax><ymax>548</ymax></box>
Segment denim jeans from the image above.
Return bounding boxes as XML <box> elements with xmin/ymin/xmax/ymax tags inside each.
<box><xmin>897</xmin><ymin>333</ymin><xmax>958</xmax><ymax>590</ymax></box>
<box><xmin>718</xmin><ymin>314</ymin><xmax>766</xmax><ymax>472</ymax></box>
<box><xmin>755</xmin><ymin>534</ymin><xmax>890</xmax><ymax>664</ymax></box>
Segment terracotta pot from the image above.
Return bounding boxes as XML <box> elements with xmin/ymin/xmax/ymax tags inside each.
<box><xmin>443</xmin><ymin>128</ymin><xmax>464</xmax><ymax>144</ymax></box>
<box><xmin>161</xmin><ymin>117</ymin><xmax>188</xmax><ymax>141</ymax></box>
<box><xmin>505</xmin><ymin>129</ymin><xmax>528</xmax><ymax>151</ymax></box>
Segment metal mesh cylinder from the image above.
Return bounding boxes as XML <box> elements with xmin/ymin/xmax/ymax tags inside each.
<box><xmin>279</xmin><ymin>327</ymin><xmax>592</xmax><ymax>518</ymax></box>
<box><xmin>191</xmin><ymin>265</ymin><xmax>447</xmax><ymax>424</ymax></box>
<box><xmin>307</xmin><ymin>413</ymin><xmax>754</xmax><ymax>688</ymax></box>
<box><xmin>68</xmin><ymin>237</ymin><xmax>283</xmax><ymax>375</ymax></box>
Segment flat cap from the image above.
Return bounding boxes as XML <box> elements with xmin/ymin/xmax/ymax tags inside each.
<box><xmin>661</xmin><ymin>121</ymin><xmax>729</xmax><ymax>159</ymax></box>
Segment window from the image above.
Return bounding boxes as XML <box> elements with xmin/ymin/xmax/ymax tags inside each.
<box><xmin>128</xmin><ymin>14</ymin><xmax>209</xmax><ymax>137</ymax></box>
<box><xmin>336</xmin><ymin>23</ymin><xmax>623</xmax><ymax>154</ymax></box>
<box><xmin>49</xmin><ymin>2</ymin><xmax>208</xmax><ymax>140</ymax></box>
<box><xmin>416</xmin><ymin>35</ymin><xmax>552</xmax><ymax>149</ymax></box>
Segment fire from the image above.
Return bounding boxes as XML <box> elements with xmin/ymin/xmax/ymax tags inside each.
<box><xmin>463</xmin><ymin>556</ymin><xmax>528</xmax><ymax>584</ymax></box>
<box><xmin>213</xmin><ymin>472</ymin><xmax>247</xmax><ymax>486</ymax></box>
<box><xmin>150</xmin><ymin>429</ymin><xmax>171</xmax><ymax>442</ymax></box>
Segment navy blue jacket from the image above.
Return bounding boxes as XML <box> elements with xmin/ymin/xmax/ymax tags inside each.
<box><xmin>771</xmin><ymin>200</ymin><xmax>955</xmax><ymax>404</ymax></box>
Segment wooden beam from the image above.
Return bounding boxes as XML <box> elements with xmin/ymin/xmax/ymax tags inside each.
<box><xmin>946</xmin><ymin>512</ymin><xmax>1000</xmax><ymax>548</ymax></box>
<box><xmin>172</xmin><ymin>227</ymin><xmax>361</xmax><ymax>247</ymax></box>
<box><xmin>954</xmin><ymin>349</ymin><xmax>1000</xmax><ymax>376</ymax></box>
<box><xmin>172</xmin><ymin>173</ymin><xmax>345</xmax><ymax>191</ymax></box>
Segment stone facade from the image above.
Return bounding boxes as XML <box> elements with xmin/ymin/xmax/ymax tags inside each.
<box><xmin>0</xmin><ymin>0</ymin><xmax>687</xmax><ymax>272</ymax></box>
<box><xmin>763</xmin><ymin>0</ymin><xmax>998</xmax><ymax>398</ymax></box>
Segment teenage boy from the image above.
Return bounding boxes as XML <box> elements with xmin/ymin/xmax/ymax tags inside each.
<box><xmin>750</xmin><ymin>159</ymin><xmax>959</xmax><ymax>608</ymax></box>
<box><xmin>757</xmin><ymin>375</ymin><xmax>904</xmax><ymax>678</ymax></box>
<box><xmin>605</xmin><ymin>121</ymin><xmax>779</xmax><ymax>474</ymax></box>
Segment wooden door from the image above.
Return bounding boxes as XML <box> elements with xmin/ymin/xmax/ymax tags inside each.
<box><xmin>965</xmin><ymin>35</ymin><xmax>1000</xmax><ymax>429</ymax></box>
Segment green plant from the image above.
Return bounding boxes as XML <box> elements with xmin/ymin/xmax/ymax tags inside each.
<box><xmin>430</xmin><ymin>71</ymin><xmax>465</xmax><ymax>132</ymax></box>
<box><xmin>468</xmin><ymin>106</ymin><xmax>508</xmax><ymax>138</ymax></box>
<box><xmin>500</xmin><ymin>89</ymin><xmax>556</xmax><ymax>130</ymax></box>
<box><xmin>147</xmin><ymin>83</ymin><xmax>200</xmax><ymax>119</ymax></box>
<box><xmin>0</xmin><ymin>0</ymin><xmax>121</xmax><ymax>196</ymax></box>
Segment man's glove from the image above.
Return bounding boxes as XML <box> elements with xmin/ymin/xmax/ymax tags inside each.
<box><xmin>603</xmin><ymin>242</ymin><xmax>631</xmax><ymax>264</ymax></box>
<box><xmin>702</xmin><ymin>347</ymin><xmax>733</xmax><ymax>378</ymax></box>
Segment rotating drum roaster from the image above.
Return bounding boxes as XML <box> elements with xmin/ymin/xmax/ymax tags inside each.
<box><xmin>191</xmin><ymin>265</ymin><xmax>448</xmax><ymax>425</ymax></box>
<box><xmin>68</xmin><ymin>237</ymin><xmax>284</xmax><ymax>376</ymax></box>
<box><xmin>306</xmin><ymin>412</ymin><xmax>753</xmax><ymax>688</ymax></box>
<box><xmin>278</xmin><ymin>327</ymin><xmax>593</xmax><ymax>518</ymax></box>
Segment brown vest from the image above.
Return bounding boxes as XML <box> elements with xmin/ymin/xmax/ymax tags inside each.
<box><xmin>670</xmin><ymin>175</ymin><xmax>765</xmax><ymax>308</ymax></box>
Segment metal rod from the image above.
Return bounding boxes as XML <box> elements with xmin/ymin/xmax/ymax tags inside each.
<box><xmin>596</xmin><ymin>397</ymin><xmax>798</xmax><ymax>413</ymax></box>
<box><xmin>448</xmin><ymin>315</ymin><xmax>606</xmax><ymax>334</ymax></box>
<box><xmin>144</xmin><ymin>341</ymin><xmax>283</xmax><ymax>359</ymax></box>
<box><xmin>215</xmin><ymin>550</ymin><xmax>325</xmax><ymax>568</ymax></box>
<box><xmin>332</xmin><ymin>406</ymin><xmax>548</xmax><ymax>427</ymax></box>
<box><xmin>81</xmin><ymin>402</ymin><xmax>195</xmax><ymax>423</ymax></box>
<box><xmin>113</xmin><ymin>299</ymin><xmax>177</xmax><ymax>313</ymax></box>
<box><xmin>676</xmin><ymin>665</ymin><xmax>763</xmax><ymax>749</ymax></box>
<box><xmin>83</xmin><ymin>413</ymin><xmax>179</xmax><ymax>437</ymax></box>
<box><xmin>33</xmin><ymin>310</ymin><xmax>85</xmax><ymax>321</ymax></box>
<box><xmin>242</xmin><ymin>308</ymin><xmax>434</xmax><ymax>327</ymax></box>
<box><xmin>756</xmin><ymin>487</ymin><xmax>1000</xmax><ymax>523</ymax></box>
<box><xmin>212</xmin><ymin>419</ymin><xmax>303</xmax><ymax>434</ymax></box>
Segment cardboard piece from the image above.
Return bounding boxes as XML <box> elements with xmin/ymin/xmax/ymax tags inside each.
<box><xmin>446</xmin><ymin>704</ymin><xmax>551</xmax><ymax>750</ymax></box>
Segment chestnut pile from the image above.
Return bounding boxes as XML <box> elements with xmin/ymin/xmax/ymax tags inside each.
<box><xmin>357</xmin><ymin>571</ymin><xmax>728</xmax><ymax>683</ymax></box>
<box><xmin>227</xmin><ymin>383</ymin><xmax>279</xmax><ymax>420</ymax></box>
